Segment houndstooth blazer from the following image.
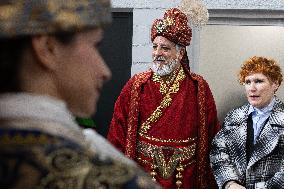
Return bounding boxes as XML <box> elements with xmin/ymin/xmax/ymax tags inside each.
<box><xmin>210</xmin><ymin>97</ymin><xmax>284</xmax><ymax>189</ymax></box>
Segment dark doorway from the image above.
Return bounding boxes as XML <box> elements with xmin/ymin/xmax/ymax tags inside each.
<box><xmin>94</xmin><ymin>11</ymin><xmax>133</xmax><ymax>137</ymax></box>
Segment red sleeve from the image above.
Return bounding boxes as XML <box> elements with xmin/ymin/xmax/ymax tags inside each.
<box><xmin>204</xmin><ymin>80</ymin><xmax>221</xmax><ymax>189</ymax></box>
<box><xmin>107</xmin><ymin>78</ymin><xmax>134</xmax><ymax>153</ymax></box>
<box><xmin>204</xmin><ymin>81</ymin><xmax>221</xmax><ymax>142</ymax></box>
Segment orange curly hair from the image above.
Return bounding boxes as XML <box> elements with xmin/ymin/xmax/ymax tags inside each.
<box><xmin>238</xmin><ymin>56</ymin><xmax>283</xmax><ymax>86</ymax></box>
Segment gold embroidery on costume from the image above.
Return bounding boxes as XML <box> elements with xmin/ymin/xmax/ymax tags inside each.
<box><xmin>137</xmin><ymin>140</ymin><xmax>196</xmax><ymax>179</ymax></box>
<box><xmin>136</xmin><ymin>67</ymin><xmax>197</xmax><ymax>188</ymax></box>
<box><xmin>38</xmin><ymin>147</ymin><xmax>136</xmax><ymax>189</ymax></box>
<box><xmin>0</xmin><ymin>133</ymin><xmax>49</xmax><ymax>145</ymax></box>
<box><xmin>141</xmin><ymin>134</ymin><xmax>195</xmax><ymax>143</ymax></box>
<box><xmin>152</xmin><ymin>66</ymin><xmax>179</xmax><ymax>94</ymax></box>
<box><xmin>126</xmin><ymin>71</ymin><xmax>152</xmax><ymax>158</ymax></box>
<box><xmin>139</xmin><ymin>67</ymin><xmax>186</xmax><ymax>136</ymax></box>
<box><xmin>191</xmin><ymin>73</ymin><xmax>208</xmax><ymax>189</ymax></box>
<box><xmin>0</xmin><ymin>131</ymin><xmax>139</xmax><ymax>189</ymax></box>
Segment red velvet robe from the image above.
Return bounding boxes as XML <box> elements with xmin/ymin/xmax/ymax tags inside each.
<box><xmin>108</xmin><ymin>65</ymin><xmax>219</xmax><ymax>189</ymax></box>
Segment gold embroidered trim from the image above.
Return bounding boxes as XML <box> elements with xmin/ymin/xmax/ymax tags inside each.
<box><xmin>38</xmin><ymin>148</ymin><xmax>137</xmax><ymax>189</ymax></box>
<box><xmin>139</xmin><ymin>67</ymin><xmax>186</xmax><ymax>135</ymax></box>
<box><xmin>192</xmin><ymin>74</ymin><xmax>208</xmax><ymax>189</ymax></box>
<box><xmin>137</xmin><ymin>157</ymin><xmax>196</xmax><ymax>176</ymax></box>
<box><xmin>152</xmin><ymin>66</ymin><xmax>180</xmax><ymax>94</ymax></box>
<box><xmin>0</xmin><ymin>133</ymin><xmax>50</xmax><ymax>145</ymax></box>
<box><xmin>0</xmin><ymin>132</ymin><xmax>142</xmax><ymax>189</ymax></box>
<box><xmin>137</xmin><ymin>140</ymin><xmax>196</xmax><ymax>179</ymax></box>
<box><xmin>139</xmin><ymin>134</ymin><xmax>196</xmax><ymax>143</ymax></box>
<box><xmin>126</xmin><ymin>71</ymin><xmax>152</xmax><ymax>158</ymax></box>
<box><xmin>186</xmin><ymin>72</ymin><xmax>211</xmax><ymax>189</ymax></box>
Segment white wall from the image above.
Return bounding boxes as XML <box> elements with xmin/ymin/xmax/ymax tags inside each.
<box><xmin>111</xmin><ymin>0</ymin><xmax>284</xmax><ymax>122</ymax></box>
<box><xmin>198</xmin><ymin>25</ymin><xmax>284</xmax><ymax>122</ymax></box>
<box><xmin>112</xmin><ymin>0</ymin><xmax>284</xmax><ymax>75</ymax></box>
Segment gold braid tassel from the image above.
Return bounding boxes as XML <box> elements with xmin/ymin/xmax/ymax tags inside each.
<box><xmin>176</xmin><ymin>164</ymin><xmax>184</xmax><ymax>189</ymax></box>
<box><xmin>150</xmin><ymin>164</ymin><xmax>157</xmax><ymax>181</ymax></box>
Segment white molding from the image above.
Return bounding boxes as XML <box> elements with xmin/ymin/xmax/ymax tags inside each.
<box><xmin>111</xmin><ymin>8</ymin><xmax>133</xmax><ymax>12</ymax></box>
<box><xmin>203</xmin><ymin>0</ymin><xmax>284</xmax><ymax>10</ymax></box>
<box><xmin>188</xmin><ymin>9</ymin><xmax>284</xmax><ymax>75</ymax></box>
<box><xmin>208</xmin><ymin>9</ymin><xmax>284</xmax><ymax>26</ymax></box>
<box><xmin>112</xmin><ymin>0</ymin><xmax>284</xmax><ymax>10</ymax></box>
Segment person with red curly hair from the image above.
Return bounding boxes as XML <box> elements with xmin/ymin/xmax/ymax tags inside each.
<box><xmin>108</xmin><ymin>8</ymin><xmax>220</xmax><ymax>189</ymax></box>
<box><xmin>210</xmin><ymin>56</ymin><xmax>284</xmax><ymax>189</ymax></box>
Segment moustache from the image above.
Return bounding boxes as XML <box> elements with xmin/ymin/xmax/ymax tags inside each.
<box><xmin>153</xmin><ymin>56</ymin><xmax>166</xmax><ymax>61</ymax></box>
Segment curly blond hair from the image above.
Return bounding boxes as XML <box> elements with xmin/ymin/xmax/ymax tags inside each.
<box><xmin>238</xmin><ymin>56</ymin><xmax>283</xmax><ymax>86</ymax></box>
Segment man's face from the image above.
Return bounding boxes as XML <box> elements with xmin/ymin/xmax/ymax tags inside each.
<box><xmin>54</xmin><ymin>28</ymin><xmax>111</xmax><ymax>117</ymax></box>
<box><xmin>151</xmin><ymin>36</ymin><xmax>182</xmax><ymax>76</ymax></box>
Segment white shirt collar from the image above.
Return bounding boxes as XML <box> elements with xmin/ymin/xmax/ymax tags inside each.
<box><xmin>248</xmin><ymin>97</ymin><xmax>275</xmax><ymax>116</ymax></box>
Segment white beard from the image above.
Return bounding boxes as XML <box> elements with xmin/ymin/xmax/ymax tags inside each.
<box><xmin>152</xmin><ymin>58</ymin><xmax>179</xmax><ymax>76</ymax></box>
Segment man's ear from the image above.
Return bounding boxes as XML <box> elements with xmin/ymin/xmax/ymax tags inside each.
<box><xmin>31</xmin><ymin>36</ymin><xmax>58</xmax><ymax>70</ymax></box>
<box><xmin>177</xmin><ymin>47</ymin><xmax>185</xmax><ymax>61</ymax></box>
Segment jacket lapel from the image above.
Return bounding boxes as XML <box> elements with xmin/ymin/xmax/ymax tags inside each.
<box><xmin>247</xmin><ymin>98</ymin><xmax>284</xmax><ymax>169</ymax></box>
<box><xmin>226</xmin><ymin>104</ymin><xmax>250</xmax><ymax>175</ymax></box>
<box><xmin>234</xmin><ymin>121</ymin><xmax>248</xmax><ymax>174</ymax></box>
<box><xmin>247</xmin><ymin>122</ymin><xmax>279</xmax><ymax>169</ymax></box>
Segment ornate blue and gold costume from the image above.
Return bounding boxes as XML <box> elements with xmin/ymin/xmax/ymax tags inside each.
<box><xmin>0</xmin><ymin>93</ymin><xmax>160</xmax><ymax>189</ymax></box>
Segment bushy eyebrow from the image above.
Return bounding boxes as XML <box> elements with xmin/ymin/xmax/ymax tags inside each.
<box><xmin>152</xmin><ymin>43</ymin><xmax>175</xmax><ymax>48</ymax></box>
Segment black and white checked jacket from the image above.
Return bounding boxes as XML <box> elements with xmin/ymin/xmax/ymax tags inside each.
<box><xmin>210</xmin><ymin>97</ymin><xmax>284</xmax><ymax>189</ymax></box>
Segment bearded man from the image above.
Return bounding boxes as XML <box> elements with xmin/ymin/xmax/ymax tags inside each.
<box><xmin>108</xmin><ymin>8</ymin><xmax>220</xmax><ymax>189</ymax></box>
